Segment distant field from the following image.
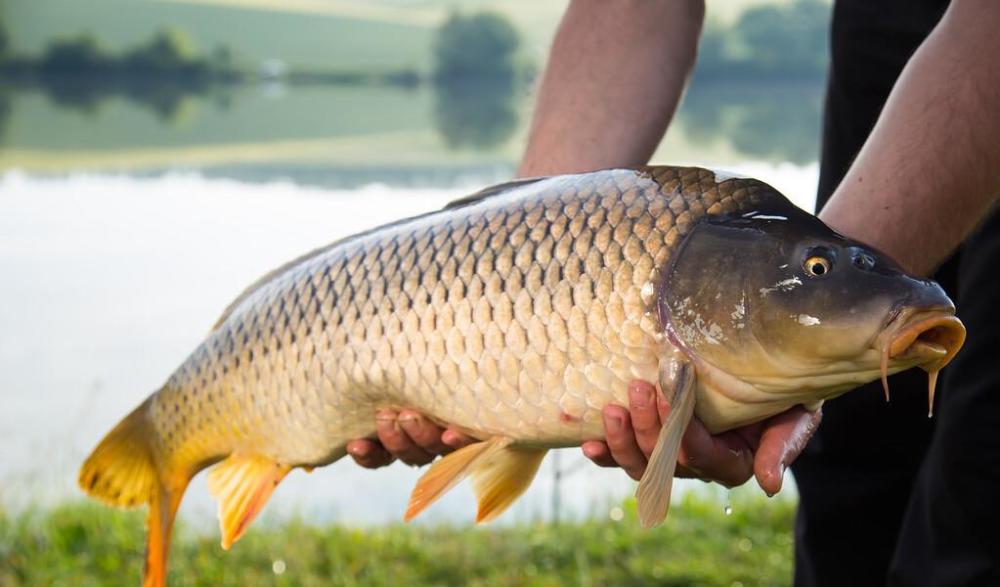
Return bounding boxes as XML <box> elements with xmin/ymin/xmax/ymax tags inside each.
<box><xmin>1</xmin><ymin>493</ymin><xmax>795</xmax><ymax>586</ymax></box>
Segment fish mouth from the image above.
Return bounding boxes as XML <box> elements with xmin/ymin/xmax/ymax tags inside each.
<box><xmin>878</xmin><ymin>308</ymin><xmax>966</xmax><ymax>416</ymax></box>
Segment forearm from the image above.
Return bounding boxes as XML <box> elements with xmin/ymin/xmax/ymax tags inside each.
<box><xmin>820</xmin><ymin>0</ymin><xmax>1000</xmax><ymax>276</ymax></box>
<box><xmin>517</xmin><ymin>0</ymin><xmax>705</xmax><ymax>178</ymax></box>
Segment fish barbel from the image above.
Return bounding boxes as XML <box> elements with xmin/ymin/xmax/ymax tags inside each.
<box><xmin>79</xmin><ymin>167</ymin><xmax>965</xmax><ymax>585</ymax></box>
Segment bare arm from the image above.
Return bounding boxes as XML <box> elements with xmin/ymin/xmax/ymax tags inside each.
<box><xmin>518</xmin><ymin>0</ymin><xmax>704</xmax><ymax>177</ymax></box>
<box><xmin>821</xmin><ymin>0</ymin><xmax>1000</xmax><ymax>276</ymax></box>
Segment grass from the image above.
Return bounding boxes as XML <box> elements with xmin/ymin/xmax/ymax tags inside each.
<box><xmin>0</xmin><ymin>493</ymin><xmax>794</xmax><ymax>586</ymax></box>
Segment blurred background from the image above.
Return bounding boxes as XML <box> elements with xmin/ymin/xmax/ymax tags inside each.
<box><xmin>1</xmin><ymin>0</ymin><xmax>830</xmax><ymax>583</ymax></box>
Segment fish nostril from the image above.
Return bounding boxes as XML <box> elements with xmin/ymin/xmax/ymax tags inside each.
<box><xmin>852</xmin><ymin>251</ymin><xmax>876</xmax><ymax>271</ymax></box>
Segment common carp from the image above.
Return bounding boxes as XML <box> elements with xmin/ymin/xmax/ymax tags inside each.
<box><xmin>79</xmin><ymin>167</ymin><xmax>965</xmax><ymax>585</ymax></box>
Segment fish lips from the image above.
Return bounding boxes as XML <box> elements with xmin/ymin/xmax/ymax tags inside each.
<box><xmin>886</xmin><ymin>309</ymin><xmax>966</xmax><ymax>370</ymax></box>
<box><xmin>877</xmin><ymin>305</ymin><xmax>966</xmax><ymax>415</ymax></box>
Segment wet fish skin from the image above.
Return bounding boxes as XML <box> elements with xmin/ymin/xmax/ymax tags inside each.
<box><xmin>147</xmin><ymin>167</ymin><xmax>769</xmax><ymax>471</ymax></box>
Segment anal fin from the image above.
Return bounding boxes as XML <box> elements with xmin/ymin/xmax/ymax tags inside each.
<box><xmin>406</xmin><ymin>437</ymin><xmax>546</xmax><ymax>523</ymax></box>
<box><xmin>635</xmin><ymin>360</ymin><xmax>697</xmax><ymax>528</ymax></box>
<box><xmin>405</xmin><ymin>437</ymin><xmax>510</xmax><ymax>521</ymax></box>
<box><xmin>472</xmin><ymin>446</ymin><xmax>547</xmax><ymax>523</ymax></box>
<box><xmin>207</xmin><ymin>454</ymin><xmax>291</xmax><ymax>549</ymax></box>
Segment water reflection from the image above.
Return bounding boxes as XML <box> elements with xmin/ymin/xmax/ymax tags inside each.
<box><xmin>433</xmin><ymin>78</ymin><xmax>520</xmax><ymax>150</ymax></box>
<box><xmin>0</xmin><ymin>93</ymin><xmax>9</xmax><ymax>143</ymax></box>
<box><xmin>40</xmin><ymin>77</ymin><xmax>224</xmax><ymax>123</ymax></box>
<box><xmin>0</xmin><ymin>77</ymin><xmax>824</xmax><ymax>177</ymax></box>
<box><xmin>680</xmin><ymin>82</ymin><xmax>823</xmax><ymax>165</ymax></box>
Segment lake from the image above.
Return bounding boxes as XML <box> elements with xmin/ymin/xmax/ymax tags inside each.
<box><xmin>0</xmin><ymin>80</ymin><xmax>822</xmax><ymax>527</ymax></box>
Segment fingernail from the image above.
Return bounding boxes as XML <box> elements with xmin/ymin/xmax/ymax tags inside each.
<box><xmin>606</xmin><ymin>414</ymin><xmax>623</xmax><ymax>432</ymax></box>
<box><xmin>375</xmin><ymin>410</ymin><xmax>396</xmax><ymax>423</ymax></box>
<box><xmin>348</xmin><ymin>444</ymin><xmax>365</xmax><ymax>456</ymax></box>
<box><xmin>630</xmin><ymin>385</ymin><xmax>652</xmax><ymax>408</ymax></box>
<box><xmin>397</xmin><ymin>413</ymin><xmax>418</xmax><ymax>424</ymax></box>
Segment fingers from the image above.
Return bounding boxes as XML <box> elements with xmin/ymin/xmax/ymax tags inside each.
<box><xmin>602</xmin><ymin>405</ymin><xmax>648</xmax><ymax>480</ymax></box>
<box><xmin>397</xmin><ymin>410</ymin><xmax>452</xmax><ymax>455</ymax></box>
<box><xmin>627</xmin><ymin>380</ymin><xmax>664</xmax><ymax>458</ymax></box>
<box><xmin>584</xmin><ymin>379</ymin><xmax>705</xmax><ymax>481</ymax></box>
<box><xmin>375</xmin><ymin>409</ymin><xmax>435</xmax><ymax>466</ymax></box>
<box><xmin>346</xmin><ymin>439</ymin><xmax>395</xmax><ymax>468</ymax></box>
<box><xmin>581</xmin><ymin>440</ymin><xmax>618</xmax><ymax>467</ymax></box>
<box><xmin>753</xmin><ymin>405</ymin><xmax>822</xmax><ymax>496</ymax></box>
<box><xmin>352</xmin><ymin>410</ymin><xmax>480</xmax><ymax>469</ymax></box>
<box><xmin>441</xmin><ymin>427</ymin><xmax>478</xmax><ymax>450</ymax></box>
<box><xmin>579</xmin><ymin>380</ymin><xmax>819</xmax><ymax>493</ymax></box>
<box><xmin>677</xmin><ymin>418</ymin><xmax>755</xmax><ymax>488</ymax></box>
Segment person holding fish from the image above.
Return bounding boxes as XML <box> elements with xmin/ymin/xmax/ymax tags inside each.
<box><xmin>348</xmin><ymin>1</ymin><xmax>1000</xmax><ymax>584</ymax></box>
<box><xmin>78</xmin><ymin>1</ymin><xmax>999</xmax><ymax>586</ymax></box>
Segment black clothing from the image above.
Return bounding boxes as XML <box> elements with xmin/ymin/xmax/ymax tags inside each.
<box><xmin>793</xmin><ymin>0</ymin><xmax>1000</xmax><ymax>585</ymax></box>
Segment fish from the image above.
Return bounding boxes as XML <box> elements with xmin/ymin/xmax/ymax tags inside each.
<box><xmin>78</xmin><ymin>166</ymin><xmax>965</xmax><ymax>585</ymax></box>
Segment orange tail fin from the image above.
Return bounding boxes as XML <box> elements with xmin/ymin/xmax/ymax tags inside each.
<box><xmin>78</xmin><ymin>399</ymin><xmax>191</xmax><ymax>587</ymax></box>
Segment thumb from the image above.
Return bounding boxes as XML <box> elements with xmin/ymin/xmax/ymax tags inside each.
<box><xmin>753</xmin><ymin>405</ymin><xmax>822</xmax><ymax>496</ymax></box>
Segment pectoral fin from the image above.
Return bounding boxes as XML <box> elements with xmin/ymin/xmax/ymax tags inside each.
<box><xmin>405</xmin><ymin>437</ymin><xmax>547</xmax><ymax>523</ymax></box>
<box><xmin>635</xmin><ymin>361</ymin><xmax>697</xmax><ymax>528</ymax></box>
<box><xmin>207</xmin><ymin>455</ymin><xmax>291</xmax><ymax>550</ymax></box>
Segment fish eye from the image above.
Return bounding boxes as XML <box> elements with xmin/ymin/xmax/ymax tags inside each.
<box><xmin>803</xmin><ymin>248</ymin><xmax>834</xmax><ymax>277</ymax></box>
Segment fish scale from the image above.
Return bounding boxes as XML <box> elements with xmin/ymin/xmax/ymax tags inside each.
<box><xmin>147</xmin><ymin>167</ymin><xmax>768</xmax><ymax>470</ymax></box>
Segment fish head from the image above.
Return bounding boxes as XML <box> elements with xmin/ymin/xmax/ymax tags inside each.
<box><xmin>660</xmin><ymin>203</ymin><xmax>965</xmax><ymax>426</ymax></box>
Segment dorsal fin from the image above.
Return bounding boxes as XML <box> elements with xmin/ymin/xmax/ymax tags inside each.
<box><xmin>211</xmin><ymin>176</ymin><xmax>550</xmax><ymax>333</ymax></box>
<box><xmin>444</xmin><ymin>176</ymin><xmax>547</xmax><ymax>210</ymax></box>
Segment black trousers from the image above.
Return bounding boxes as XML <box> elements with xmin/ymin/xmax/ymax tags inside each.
<box><xmin>793</xmin><ymin>1</ymin><xmax>1000</xmax><ymax>585</ymax></box>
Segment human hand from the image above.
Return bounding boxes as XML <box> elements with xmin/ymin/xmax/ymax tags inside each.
<box><xmin>346</xmin><ymin>409</ymin><xmax>478</xmax><ymax>468</ymax></box>
<box><xmin>347</xmin><ymin>380</ymin><xmax>820</xmax><ymax>496</ymax></box>
<box><xmin>581</xmin><ymin>380</ymin><xmax>821</xmax><ymax>495</ymax></box>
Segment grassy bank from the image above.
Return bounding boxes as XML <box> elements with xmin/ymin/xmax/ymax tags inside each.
<box><xmin>1</xmin><ymin>493</ymin><xmax>794</xmax><ymax>586</ymax></box>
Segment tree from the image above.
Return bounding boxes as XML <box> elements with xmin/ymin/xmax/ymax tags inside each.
<box><xmin>433</xmin><ymin>11</ymin><xmax>520</xmax><ymax>82</ymax></box>
<box><xmin>0</xmin><ymin>19</ymin><xmax>8</xmax><ymax>59</ymax></box>
<box><xmin>40</xmin><ymin>34</ymin><xmax>109</xmax><ymax>72</ymax></box>
<box><xmin>124</xmin><ymin>27</ymin><xmax>203</xmax><ymax>73</ymax></box>
<box><xmin>734</xmin><ymin>0</ymin><xmax>829</xmax><ymax>75</ymax></box>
